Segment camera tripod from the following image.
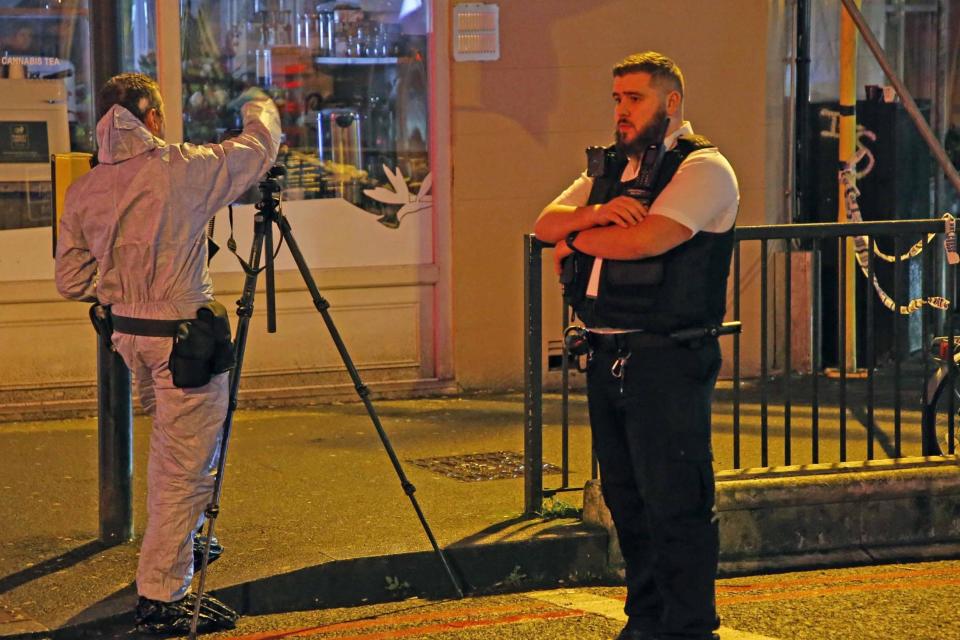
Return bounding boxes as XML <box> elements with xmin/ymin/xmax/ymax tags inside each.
<box><xmin>190</xmin><ymin>166</ymin><xmax>463</xmax><ymax>638</ymax></box>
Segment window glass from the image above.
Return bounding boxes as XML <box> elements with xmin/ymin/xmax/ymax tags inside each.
<box><xmin>119</xmin><ymin>0</ymin><xmax>158</xmax><ymax>74</ymax></box>
<box><xmin>179</xmin><ymin>0</ymin><xmax>430</xmax><ymax>226</ymax></box>
<box><xmin>0</xmin><ymin>0</ymin><xmax>94</xmax><ymax>230</ymax></box>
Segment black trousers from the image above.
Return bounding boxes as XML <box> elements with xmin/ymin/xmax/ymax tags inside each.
<box><xmin>586</xmin><ymin>337</ymin><xmax>721</xmax><ymax>640</ymax></box>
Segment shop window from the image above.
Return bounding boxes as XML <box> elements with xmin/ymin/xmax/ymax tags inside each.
<box><xmin>179</xmin><ymin>0</ymin><xmax>431</xmax><ymax>228</ymax></box>
<box><xmin>119</xmin><ymin>0</ymin><xmax>158</xmax><ymax>74</ymax></box>
<box><xmin>0</xmin><ymin>0</ymin><xmax>95</xmax><ymax>230</ymax></box>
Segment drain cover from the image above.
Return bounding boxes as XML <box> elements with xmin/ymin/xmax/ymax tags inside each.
<box><xmin>407</xmin><ymin>451</ymin><xmax>561</xmax><ymax>482</ymax></box>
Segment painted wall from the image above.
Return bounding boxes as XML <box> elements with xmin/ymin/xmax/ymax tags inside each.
<box><xmin>448</xmin><ymin>0</ymin><xmax>781</xmax><ymax>388</ymax></box>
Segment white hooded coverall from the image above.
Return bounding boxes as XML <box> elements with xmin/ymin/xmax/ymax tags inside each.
<box><xmin>55</xmin><ymin>96</ymin><xmax>281</xmax><ymax>602</ymax></box>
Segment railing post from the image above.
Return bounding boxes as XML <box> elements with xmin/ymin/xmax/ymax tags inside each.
<box><xmin>97</xmin><ymin>330</ymin><xmax>133</xmax><ymax>544</ymax></box>
<box><xmin>733</xmin><ymin>240</ymin><xmax>741</xmax><ymax>470</ymax></box>
<box><xmin>560</xmin><ymin>299</ymin><xmax>570</xmax><ymax>490</ymax></box>
<box><xmin>523</xmin><ymin>234</ymin><xmax>544</xmax><ymax>516</ymax></box>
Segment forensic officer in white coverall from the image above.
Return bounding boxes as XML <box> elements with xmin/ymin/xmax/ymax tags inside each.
<box><xmin>55</xmin><ymin>73</ymin><xmax>280</xmax><ymax>634</ymax></box>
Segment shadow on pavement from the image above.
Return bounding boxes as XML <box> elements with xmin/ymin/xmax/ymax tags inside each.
<box><xmin>0</xmin><ymin>540</ymin><xmax>110</xmax><ymax>596</ymax></box>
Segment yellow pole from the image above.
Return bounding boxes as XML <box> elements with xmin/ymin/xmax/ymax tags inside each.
<box><xmin>839</xmin><ymin>0</ymin><xmax>860</xmax><ymax>372</ymax></box>
<box><xmin>51</xmin><ymin>152</ymin><xmax>93</xmax><ymax>257</ymax></box>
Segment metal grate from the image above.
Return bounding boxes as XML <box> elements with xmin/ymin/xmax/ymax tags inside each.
<box><xmin>408</xmin><ymin>451</ymin><xmax>560</xmax><ymax>482</ymax></box>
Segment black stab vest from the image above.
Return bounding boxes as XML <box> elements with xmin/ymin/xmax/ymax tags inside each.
<box><xmin>564</xmin><ymin>136</ymin><xmax>735</xmax><ymax>333</ymax></box>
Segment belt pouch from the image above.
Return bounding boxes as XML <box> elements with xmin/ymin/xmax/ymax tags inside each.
<box><xmin>204</xmin><ymin>300</ymin><xmax>236</xmax><ymax>374</ymax></box>
<box><xmin>88</xmin><ymin>303</ymin><xmax>113</xmax><ymax>338</ymax></box>
<box><xmin>168</xmin><ymin>301</ymin><xmax>235</xmax><ymax>388</ymax></box>
<box><xmin>561</xmin><ymin>252</ymin><xmax>593</xmax><ymax>309</ymax></box>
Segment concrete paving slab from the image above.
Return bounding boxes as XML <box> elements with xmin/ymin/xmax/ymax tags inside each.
<box><xmin>0</xmin><ymin>599</ymin><xmax>45</xmax><ymax>637</ymax></box>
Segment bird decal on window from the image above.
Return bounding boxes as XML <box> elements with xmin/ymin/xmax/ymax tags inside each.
<box><xmin>363</xmin><ymin>165</ymin><xmax>433</xmax><ymax>229</ymax></box>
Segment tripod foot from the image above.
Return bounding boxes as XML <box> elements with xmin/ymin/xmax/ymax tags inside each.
<box><xmin>136</xmin><ymin>594</ymin><xmax>237</xmax><ymax>636</ymax></box>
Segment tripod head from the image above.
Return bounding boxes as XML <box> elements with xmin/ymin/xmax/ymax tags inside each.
<box><xmin>256</xmin><ymin>165</ymin><xmax>286</xmax><ymax>212</ymax></box>
<box><xmin>263</xmin><ymin>164</ymin><xmax>286</xmax><ymax>184</ymax></box>
<box><xmin>248</xmin><ymin>165</ymin><xmax>288</xmax><ymax>333</ymax></box>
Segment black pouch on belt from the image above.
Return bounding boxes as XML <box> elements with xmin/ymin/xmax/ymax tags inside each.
<box><xmin>169</xmin><ymin>301</ymin><xmax>236</xmax><ymax>388</ymax></box>
<box><xmin>88</xmin><ymin>303</ymin><xmax>113</xmax><ymax>339</ymax></box>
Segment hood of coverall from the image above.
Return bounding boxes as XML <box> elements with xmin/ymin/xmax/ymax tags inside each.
<box><xmin>96</xmin><ymin>105</ymin><xmax>165</xmax><ymax>164</ymax></box>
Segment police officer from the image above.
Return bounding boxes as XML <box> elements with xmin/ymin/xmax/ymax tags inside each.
<box><xmin>55</xmin><ymin>73</ymin><xmax>280</xmax><ymax>634</ymax></box>
<box><xmin>535</xmin><ymin>52</ymin><xmax>739</xmax><ymax>640</ymax></box>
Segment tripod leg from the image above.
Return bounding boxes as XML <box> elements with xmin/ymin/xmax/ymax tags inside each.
<box><xmin>189</xmin><ymin>212</ymin><xmax>269</xmax><ymax>639</ymax></box>
<box><xmin>275</xmin><ymin>214</ymin><xmax>465</xmax><ymax>599</ymax></box>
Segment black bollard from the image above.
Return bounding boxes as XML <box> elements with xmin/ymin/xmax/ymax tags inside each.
<box><xmin>523</xmin><ymin>235</ymin><xmax>544</xmax><ymax>516</ymax></box>
<box><xmin>96</xmin><ymin>330</ymin><xmax>133</xmax><ymax>544</ymax></box>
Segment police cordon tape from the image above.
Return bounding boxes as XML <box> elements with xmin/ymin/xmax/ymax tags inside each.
<box><xmin>839</xmin><ymin>156</ymin><xmax>958</xmax><ymax>315</ymax></box>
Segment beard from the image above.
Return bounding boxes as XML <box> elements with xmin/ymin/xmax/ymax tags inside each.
<box><xmin>615</xmin><ymin>106</ymin><xmax>669</xmax><ymax>157</ymax></box>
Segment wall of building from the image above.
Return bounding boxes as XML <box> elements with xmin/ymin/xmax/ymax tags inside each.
<box><xmin>448</xmin><ymin>0</ymin><xmax>782</xmax><ymax>388</ymax></box>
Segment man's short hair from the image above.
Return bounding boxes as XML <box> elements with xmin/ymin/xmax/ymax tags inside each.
<box><xmin>97</xmin><ymin>72</ymin><xmax>162</xmax><ymax>122</ymax></box>
<box><xmin>613</xmin><ymin>51</ymin><xmax>684</xmax><ymax>98</ymax></box>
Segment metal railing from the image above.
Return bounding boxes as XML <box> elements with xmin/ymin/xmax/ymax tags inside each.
<box><xmin>523</xmin><ymin>219</ymin><xmax>955</xmax><ymax>515</ymax></box>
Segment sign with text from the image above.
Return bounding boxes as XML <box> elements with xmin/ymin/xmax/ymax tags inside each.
<box><xmin>0</xmin><ymin>121</ymin><xmax>49</xmax><ymax>164</ymax></box>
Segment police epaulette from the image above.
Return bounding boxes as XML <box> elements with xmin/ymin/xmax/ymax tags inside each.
<box><xmin>674</xmin><ymin>135</ymin><xmax>715</xmax><ymax>152</ymax></box>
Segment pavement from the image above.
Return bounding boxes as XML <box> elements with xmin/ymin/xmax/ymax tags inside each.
<box><xmin>1</xmin><ymin>388</ymin><xmax>957</xmax><ymax>640</ymax></box>
<box><xmin>0</xmin><ymin>392</ymin><xmax>608</xmax><ymax>640</ymax></box>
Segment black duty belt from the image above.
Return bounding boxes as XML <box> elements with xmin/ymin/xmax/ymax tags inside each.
<box><xmin>112</xmin><ymin>314</ymin><xmax>187</xmax><ymax>337</ymax></box>
<box><xmin>586</xmin><ymin>322</ymin><xmax>742</xmax><ymax>353</ymax></box>
<box><xmin>587</xmin><ymin>331</ymin><xmax>677</xmax><ymax>352</ymax></box>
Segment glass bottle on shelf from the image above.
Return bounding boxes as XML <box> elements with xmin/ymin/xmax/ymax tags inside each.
<box><xmin>370</xmin><ymin>22</ymin><xmax>387</xmax><ymax>58</ymax></box>
<box><xmin>332</xmin><ymin>19</ymin><xmax>346</xmax><ymax>57</ymax></box>
<box><xmin>255</xmin><ymin>48</ymin><xmax>272</xmax><ymax>87</ymax></box>
<box><xmin>296</xmin><ymin>12</ymin><xmax>320</xmax><ymax>53</ymax></box>
<box><xmin>347</xmin><ymin>23</ymin><xmax>360</xmax><ymax>58</ymax></box>
<box><xmin>276</xmin><ymin>10</ymin><xmax>292</xmax><ymax>45</ymax></box>
<box><xmin>317</xmin><ymin>11</ymin><xmax>334</xmax><ymax>56</ymax></box>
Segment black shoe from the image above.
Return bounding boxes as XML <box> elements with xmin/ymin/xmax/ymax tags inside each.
<box><xmin>135</xmin><ymin>593</ymin><xmax>238</xmax><ymax>635</ymax></box>
<box><xmin>193</xmin><ymin>535</ymin><xmax>223</xmax><ymax>571</ymax></box>
<box><xmin>615</xmin><ymin>626</ymin><xmax>658</xmax><ymax>640</ymax></box>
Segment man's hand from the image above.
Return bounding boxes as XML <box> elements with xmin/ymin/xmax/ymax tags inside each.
<box><xmin>535</xmin><ymin>197</ymin><xmax>647</xmax><ymax>246</ymax></box>
<box><xmin>590</xmin><ymin>196</ymin><xmax>649</xmax><ymax>228</ymax></box>
<box><xmin>554</xmin><ymin>239</ymin><xmax>574</xmax><ymax>275</ymax></box>
<box><xmin>228</xmin><ymin>86</ymin><xmax>270</xmax><ymax>111</ymax></box>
